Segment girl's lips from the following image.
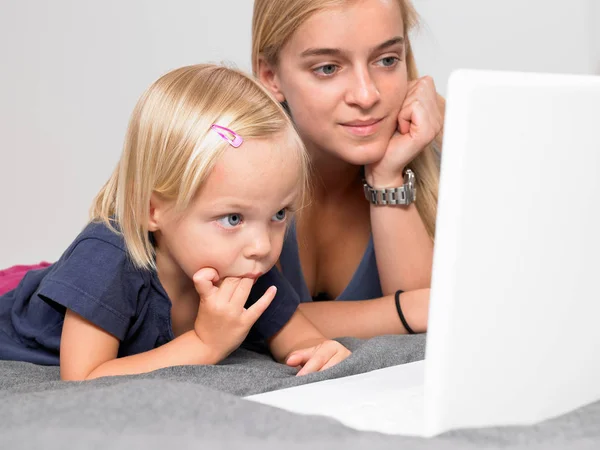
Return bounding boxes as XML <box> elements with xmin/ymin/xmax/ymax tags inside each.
<box><xmin>340</xmin><ymin>118</ymin><xmax>384</xmax><ymax>136</ymax></box>
<box><xmin>240</xmin><ymin>273</ymin><xmax>262</xmax><ymax>284</ymax></box>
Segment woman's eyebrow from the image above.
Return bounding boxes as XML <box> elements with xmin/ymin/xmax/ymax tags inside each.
<box><xmin>299</xmin><ymin>36</ymin><xmax>404</xmax><ymax>58</ymax></box>
<box><xmin>300</xmin><ymin>47</ymin><xmax>343</xmax><ymax>58</ymax></box>
<box><xmin>373</xmin><ymin>36</ymin><xmax>404</xmax><ymax>53</ymax></box>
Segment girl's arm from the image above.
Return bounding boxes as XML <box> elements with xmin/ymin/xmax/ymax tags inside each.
<box><xmin>267</xmin><ymin>310</ymin><xmax>351</xmax><ymax>375</ymax></box>
<box><xmin>60</xmin><ymin>309</ymin><xmax>219</xmax><ymax>381</ymax></box>
<box><xmin>296</xmin><ymin>289</ymin><xmax>430</xmax><ymax>339</ymax></box>
<box><xmin>267</xmin><ymin>309</ymin><xmax>325</xmax><ymax>363</ymax></box>
<box><xmin>61</xmin><ymin>269</ymin><xmax>278</xmax><ymax>381</ymax></box>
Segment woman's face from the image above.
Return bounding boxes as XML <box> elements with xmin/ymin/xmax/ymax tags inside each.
<box><xmin>265</xmin><ymin>0</ymin><xmax>408</xmax><ymax>166</ymax></box>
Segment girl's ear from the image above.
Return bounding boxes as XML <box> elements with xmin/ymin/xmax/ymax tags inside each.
<box><xmin>257</xmin><ymin>56</ymin><xmax>286</xmax><ymax>103</ymax></box>
<box><xmin>148</xmin><ymin>192</ymin><xmax>163</xmax><ymax>232</ymax></box>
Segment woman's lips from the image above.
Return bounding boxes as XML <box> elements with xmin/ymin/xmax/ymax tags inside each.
<box><xmin>340</xmin><ymin>118</ymin><xmax>384</xmax><ymax>137</ymax></box>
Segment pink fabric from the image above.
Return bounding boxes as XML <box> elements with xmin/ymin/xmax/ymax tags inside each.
<box><xmin>0</xmin><ymin>262</ymin><xmax>52</xmax><ymax>296</ymax></box>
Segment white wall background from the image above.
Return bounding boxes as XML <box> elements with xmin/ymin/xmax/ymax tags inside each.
<box><xmin>1</xmin><ymin>0</ymin><xmax>598</xmax><ymax>268</ymax></box>
<box><xmin>411</xmin><ymin>0</ymin><xmax>599</xmax><ymax>95</ymax></box>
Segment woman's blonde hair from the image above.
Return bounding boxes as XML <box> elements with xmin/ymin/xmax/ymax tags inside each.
<box><xmin>91</xmin><ymin>64</ymin><xmax>309</xmax><ymax>269</ymax></box>
<box><xmin>252</xmin><ymin>0</ymin><xmax>441</xmax><ymax>239</ymax></box>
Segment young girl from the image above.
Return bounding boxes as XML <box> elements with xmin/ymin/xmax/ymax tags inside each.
<box><xmin>0</xmin><ymin>64</ymin><xmax>351</xmax><ymax>380</ymax></box>
<box><xmin>252</xmin><ymin>0</ymin><xmax>445</xmax><ymax>338</ymax></box>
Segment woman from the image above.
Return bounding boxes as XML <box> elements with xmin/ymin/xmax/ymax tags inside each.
<box><xmin>252</xmin><ymin>0</ymin><xmax>445</xmax><ymax>339</ymax></box>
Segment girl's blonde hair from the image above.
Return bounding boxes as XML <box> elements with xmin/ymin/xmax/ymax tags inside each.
<box><xmin>252</xmin><ymin>0</ymin><xmax>441</xmax><ymax>239</ymax></box>
<box><xmin>91</xmin><ymin>64</ymin><xmax>309</xmax><ymax>269</ymax></box>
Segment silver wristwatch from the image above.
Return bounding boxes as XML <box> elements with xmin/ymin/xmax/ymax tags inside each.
<box><xmin>363</xmin><ymin>169</ymin><xmax>417</xmax><ymax>206</ymax></box>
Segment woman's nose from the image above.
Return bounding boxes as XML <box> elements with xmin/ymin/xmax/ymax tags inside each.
<box><xmin>346</xmin><ymin>68</ymin><xmax>380</xmax><ymax>110</ymax></box>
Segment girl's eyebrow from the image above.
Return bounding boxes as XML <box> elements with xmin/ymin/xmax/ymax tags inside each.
<box><xmin>207</xmin><ymin>198</ymin><xmax>254</xmax><ymax>211</ymax></box>
<box><xmin>299</xmin><ymin>36</ymin><xmax>404</xmax><ymax>58</ymax></box>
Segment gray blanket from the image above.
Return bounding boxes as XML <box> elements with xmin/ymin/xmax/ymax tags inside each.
<box><xmin>0</xmin><ymin>335</ymin><xmax>598</xmax><ymax>449</ymax></box>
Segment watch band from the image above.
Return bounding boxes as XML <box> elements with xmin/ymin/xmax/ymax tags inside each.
<box><xmin>363</xmin><ymin>169</ymin><xmax>416</xmax><ymax>206</ymax></box>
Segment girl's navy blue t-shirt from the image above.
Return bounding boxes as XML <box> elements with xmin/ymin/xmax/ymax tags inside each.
<box><xmin>0</xmin><ymin>221</ymin><xmax>299</xmax><ymax>365</ymax></box>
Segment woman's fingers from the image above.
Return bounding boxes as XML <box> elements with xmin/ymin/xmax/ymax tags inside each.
<box><xmin>398</xmin><ymin>99</ymin><xmax>430</xmax><ymax>138</ymax></box>
<box><xmin>401</xmin><ymin>76</ymin><xmax>442</xmax><ymax>134</ymax></box>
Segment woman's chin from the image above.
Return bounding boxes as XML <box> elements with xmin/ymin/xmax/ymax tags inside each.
<box><xmin>335</xmin><ymin>142</ymin><xmax>388</xmax><ymax>166</ymax></box>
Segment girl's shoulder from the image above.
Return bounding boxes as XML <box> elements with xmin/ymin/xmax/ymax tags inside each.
<box><xmin>71</xmin><ymin>220</ymin><xmax>128</xmax><ymax>252</ymax></box>
<box><xmin>52</xmin><ymin>219</ymin><xmax>150</xmax><ymax>287</ymax></box>
<box><xmin>1</xmin><ymin>221</ymin><xmax>167</xmax><ymax>360</ymax></box>
<box><xmin>28</xmin><ymin>220</ymin><xmax>159</xmax><ymax>341</ymax></box>
<box><xmin>57</xmin><ymin>220</ymin><xmax>142</xmax><ymax>274</ymax></box>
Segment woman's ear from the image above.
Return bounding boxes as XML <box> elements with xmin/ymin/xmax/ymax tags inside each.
<box><xmin>257</xmin><ymin>56</ymin><xmax>286</xmax><ymax>103</ymax></box>
<box><xmin>148</xmin><ymin>192</ymin><xmax>163</xmax><ymax>232</ymax></box>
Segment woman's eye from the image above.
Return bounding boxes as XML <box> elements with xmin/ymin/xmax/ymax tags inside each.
<box><xmin>272</xmin><ymin>209</ymin><xmax>287</xmax><ymax>222</ymax></box>
<box><xmin>376</xmin><ymin>56</ymin><xmax>399</xmax><ymax>67</ymax></box>
<box><xmin>314</xmin><ymin>64</ymin><xmax>338</xmax><ymax>76</ymax></box>
<box><xmin>217</xmin><ymin>213</ymin><xmax>243</xmax><ymax>228</ymax></box>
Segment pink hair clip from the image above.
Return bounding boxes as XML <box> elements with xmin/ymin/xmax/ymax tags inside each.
<box><xmin>210</xmin><ymin>124</ymin><xmax>243</xmax><ymax>148</ymax></box>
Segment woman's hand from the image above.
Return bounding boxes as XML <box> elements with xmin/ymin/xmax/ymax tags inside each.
<box><xmin>285</xmin><ymin>339</ymin><xmax>351</xmax><ymax>376</ymax></box>
<box><xmin>193</xmin><ymin>267</ymin><xmax>276</xmax><ymax>360</ymax></box>
<box><xmin>365</xmin><ymin>76</ymin><xmax>443</xmax><ymax>186</ymax></box>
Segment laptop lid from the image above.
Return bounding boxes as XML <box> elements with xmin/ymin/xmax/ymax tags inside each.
<box><xmin>424</xmin><ymin>69</ymin><xmax>600</xmax><ymax>436</ymax></box>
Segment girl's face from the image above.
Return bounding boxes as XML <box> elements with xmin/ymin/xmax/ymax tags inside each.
<box><xmin>261</xmin><ymin>0</ymin><xmax>408</xmax><ymax>166</ymax></box>
<box><xmin>150</xmin><ymin>133</ymin><xmax>301</xmax><ymax>287</ymax></box>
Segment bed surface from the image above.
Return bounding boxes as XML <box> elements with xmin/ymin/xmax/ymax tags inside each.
<box><xmin>1</xmin><ymin>334</ymin><xmax>598</xmax><ymax>449</ymax></box>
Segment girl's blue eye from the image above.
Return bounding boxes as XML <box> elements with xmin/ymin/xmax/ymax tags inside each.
<box><xmin>217</xmin><ymin>213</ymin><xmax>243</xmax><ymax>228</ymax></box>
<box><xmin>272</xmin><ymin>209</ymin><xmax>287</xmax><ymax>222</ymax></box>
<box><xmin>314</xmin><ymin>64</ymin><xmax>338</xmax><ymax>76</ymax></box>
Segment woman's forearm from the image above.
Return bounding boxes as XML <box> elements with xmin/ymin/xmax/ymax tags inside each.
<box><xmin>297</xmin><ymin>289</ymin><xmax>429</xmax><ymax>339</ymax></box>
<box><xmin>371</xmin><ymin>203</ymin><xmax>434</xmax><ymax>295</ymax></box>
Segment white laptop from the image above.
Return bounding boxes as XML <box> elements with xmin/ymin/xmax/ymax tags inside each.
<box><xmin>246</xmin><ymin>69</ymin><xmax>600</xmax><ymax>437</ymax></box>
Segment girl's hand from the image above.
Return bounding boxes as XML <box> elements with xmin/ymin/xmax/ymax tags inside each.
<box><xmin>193</xmin><ymin>268</ymin><xmax>276</xmax><ymax>360</ymax></box>
<box><xmin>285</xmin><ymin>340</ymin><xmax>351</xmax><ymax>376</ymax></box>
<box><xmin>365</xmin><ymin>76</ymin><xmax>443</xmax><ymax>187</ymax></box>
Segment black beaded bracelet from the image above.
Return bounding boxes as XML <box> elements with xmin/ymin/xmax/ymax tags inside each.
<box><xmin>395</xmin><ymin>290</ymin><xmax>415</xmax><ymax>334</ymax></box>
